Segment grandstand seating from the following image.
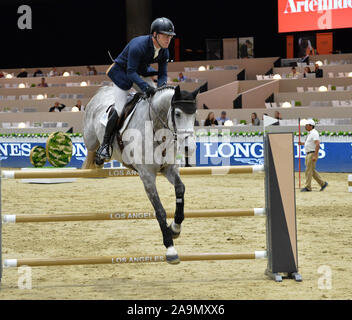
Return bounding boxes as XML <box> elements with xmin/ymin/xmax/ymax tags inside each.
<box><xmin>1</xmin><ymin>53</ymin><xmax>351</xmax><ymax>133</ymax></box>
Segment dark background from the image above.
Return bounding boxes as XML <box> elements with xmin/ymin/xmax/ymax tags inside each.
<box><xmin>1</xmin><ymin>0</ymin><xmax>351</xmax><ymax>69</ymax></box>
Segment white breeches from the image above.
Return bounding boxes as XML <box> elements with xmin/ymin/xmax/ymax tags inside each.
<box><xmin>112</xmin><ymin>76</ymin><xmax>156</xmax><ymax>115</ymax></box>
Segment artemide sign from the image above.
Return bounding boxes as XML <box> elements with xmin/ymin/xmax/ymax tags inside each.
<box><xmin>278</xmin><ymin>0</ymin><xmax>352</xmax><ymax>32</ymax></box>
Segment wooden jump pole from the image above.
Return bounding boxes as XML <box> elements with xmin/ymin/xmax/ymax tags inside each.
<box><xmin>4</xmin><ymin>251</ymin><xmax>267</xmax><ymax>267</ymax></box>
<box><xmin>2</xmin><ymin>208</ymin><xmax>265</xmax><ymax>223</ymax></box>
<box><xmin>1</xmin><ymin>165</ymin><xmax>264</xmax><ymax>180</ymax></box>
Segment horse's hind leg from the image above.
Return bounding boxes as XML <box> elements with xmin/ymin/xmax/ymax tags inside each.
<box><xmin>137</xmin><ymin>167</ymin><xmax>180</xmax><ymax>264</ymax></box>
<box><xmin>161</xmin><ymin>165</ymin><xmax>185</xmax><ymax>239</ymax></box>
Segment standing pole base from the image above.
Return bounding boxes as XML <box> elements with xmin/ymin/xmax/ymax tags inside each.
<box><xmin>265</xmin><ymin>269</ymin><xmax>302</xmax><ymax>282</ymax></box>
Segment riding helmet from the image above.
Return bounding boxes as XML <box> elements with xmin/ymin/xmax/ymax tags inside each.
<box><xmin>150</xmin><ymin>17</ymin><xmax>176</xmax><ymax>36</ymax></box>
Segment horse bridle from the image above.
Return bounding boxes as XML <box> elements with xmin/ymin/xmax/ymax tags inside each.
<box><xmin>148</xmin><ymin>92</ymin><xmax>196</xmax><ymax>143</ymax></box>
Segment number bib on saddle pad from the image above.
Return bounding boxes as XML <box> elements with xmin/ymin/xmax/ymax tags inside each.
<box><xmin>30</xmin><ymin>146</ymin><xmax>47</xmax><ymax>167</ymax></box>
<box><xmin>46</xmin><ymin>132</ymin><xmax>73</xmax><ymax>167</ymax></box>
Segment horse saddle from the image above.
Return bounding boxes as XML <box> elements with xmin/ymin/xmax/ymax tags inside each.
<box><xmin>108</xmin><ymin>92</ymin><xmax>144</xmax><ymax>152</ymax></box>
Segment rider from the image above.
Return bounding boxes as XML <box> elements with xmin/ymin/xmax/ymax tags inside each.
<box><xmin>95</xmin><ymin>17</ymin><xmax>176</xmax><ymax>164</ymax></box>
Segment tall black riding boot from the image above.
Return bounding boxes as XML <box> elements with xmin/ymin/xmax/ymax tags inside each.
<box><xmin>95</xmin><ymin>108</ymin><xmax>118</xmax><ymax>165</ymax></box>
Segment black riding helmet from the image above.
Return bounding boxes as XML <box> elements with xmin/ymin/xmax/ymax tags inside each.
<box><xmin>150</xmin><ymin>17</ymin><xmax>176</xmax><ymax>36</ymax></box>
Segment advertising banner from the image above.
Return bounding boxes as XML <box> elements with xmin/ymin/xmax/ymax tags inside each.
<box><xmin>1</xmin><ymin>141</ymin><xmax>352</xmax><ymax>172</ymax></box>
<box><xmin>195</xmin><ymin>141</ymin><xmax>352</xmax><ymax>172</ymax></box>
<box><xmin>278</xmin><ymin>0</ymin><xmax>352</xmax><ymax>33</ymax></box>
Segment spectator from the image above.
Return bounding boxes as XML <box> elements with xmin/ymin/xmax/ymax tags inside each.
<box><xmin>289</xmin><ymin>66</ymin><xmax>300</xmax><ymax>78</ymax></box>
<box><xmin>73</xmin><ymin>100</ymin><xmax>84</xmax><ymax>111</ymax></box>
<box><xmin>216</xmin><ymin>111</ymin><xmax>229</xmax><ymax>125</ymax></box>
<box><xmin>194</xmin><ymin>118</ymin><xmax>199</xmax><ymax>126</ymax></box>
<box><xmin>49</xmin><ymin>101</ymin><xmax>66</xmax><ymax>112</ymax></box>
<box><xmin>37</xmin><ymin>77</ymin><xmax>48</xmax><ymax>87</ymax></box>
<box><xmin>298</xmin><ymin>119</ymin><xmax>328</xmax><ymax>192</ymax></box>
<box><xmin>315</xmin><ymin>63</ymin><xmax>323</xmax><ymax>78</ymax></box>
<box><xmin>303</xmin><ymin>66</ymin><xmax>312</xmax><ymax>78</ymax></box>
<box><xmin>17</xmin><ymin>68</ymin><xmax>28</xmax><ymax>78</ymax></box>
<box><xmin>177</xmin><ymin>72</ymin><xmax>186</xmax><ymax>82</ymax></box>
<box><xmin>204</xmin><ymin>112</ymin><xmax>218</xmax><ymax>126</ymax></box>
<box><xmin>251</xmin><ymin>112</ymin><xmax>260</xmax><ymax>126</ymax></box>
<box><xmin>33</xmin><ymin>69</ymin><xmax>44</xmax><ymax>77</ymax></box>
<box><xmin>272</xmin><ymin>111</ymin><xmax>282</xmax><ymax>126</ymax></box>
<box><xmin>87</xmin><ymin>66</ymin><xmax>97</xmax><ymax>76</ymax></box>
<box><xmin>0</xmin><ymin>71</ymin><xmax>4</xmax><ymax>78</ymax></box>
<box><xmin>48</xmin><ymin>67</ymin><xmax>59</xmax><ymax>77</ymax></box>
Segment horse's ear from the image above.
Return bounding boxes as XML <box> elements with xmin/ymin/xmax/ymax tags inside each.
<box><xmin>192</xmin><ymin>87</ymin><xmax>200</xmax><ymax>99</ymax></box>
<box><xmin>174</xmin><ymin>85</ymin><xmax>181</xmax><ymax>99</ymax></box>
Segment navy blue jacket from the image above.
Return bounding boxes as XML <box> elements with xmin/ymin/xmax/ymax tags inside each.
<box><xmin>110</xmin><ymin>35</ymin><xmax>169</xmax><ymax>92</ymax></box>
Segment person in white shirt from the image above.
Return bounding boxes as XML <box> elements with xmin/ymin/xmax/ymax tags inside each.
<box><xmin>298</xmin><ymin>119</ymin><xmax>328</xmax><ymax>192</ymax></box>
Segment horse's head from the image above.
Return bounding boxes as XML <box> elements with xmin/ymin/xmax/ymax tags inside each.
<box><xmin>169</xmin><ymin>85</ymin><xmax>199</xmax><ymax>157</ymax></box>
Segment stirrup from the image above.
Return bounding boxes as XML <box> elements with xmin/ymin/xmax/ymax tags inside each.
<box><xmin>95</xmin><ymin>144</ymin><xmax>111</xmax><ymax>165</ymax></box>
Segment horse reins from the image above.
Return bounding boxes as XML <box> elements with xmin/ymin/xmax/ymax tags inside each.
<box><xmin>148</xmin><ymin>91</ymin><xmax>196</xmax><ymax>145</ymax></box>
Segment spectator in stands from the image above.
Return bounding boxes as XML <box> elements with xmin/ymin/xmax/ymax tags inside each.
<box><xmin>303</xmin><ymin>66</ymin><xmax>312</xmax><ymax>78</ymax></box>
<box><xmin>33</xmin><ymin>69</ymin><xmax>44</xmax><ymax>77</ymax></box>
<box><xmin>177</xmin><ymin>72</ymin><xmax>186</xmax><ymax>82</ymax></box>
<box><xmin>204</xmin><ymin>112</ymin><xmax>218</xmax><ymax>126</ymax></box>
<box><xmin>73</xmin><ymin>100</ymin><xmax>84</xmax><ymax>111</ymax></box>
<box><xmin>216</xmin><ymin>111</ymin><xmax>229</xmax><ymax>125</ymax></box>
<box><xmin>251</xmin><ymin>112</ymin><xmax>260</xmax><ymax>126</ymax></box>
<box><xmin>37</xmin><ymin>77</ymin><xmax>48</xmax><ymax>87</ymax></box>
<box><xmin>87</xmin><ymin>66</ymin><xmax>97</xmax><ymax>75</ymax></box>
<box><xmin>315</xmin><ymin>63</ymin><xmax>323</xmax><ymax>78</ymax></box>
<box><xmin>48</xmin><ymin>67</ymin><xmax>59</xmax><ymax>77</ymax></box>
<box><xmin>49</xmin><ymin>101</ymin><xmax>66</xmax><ymax>112</ymax></box>
<box><xmin>272</xmin><ymin>111</ymin><xmax>282</xmax><ymax>125</ymax></box>
<box><xmin>17</xmin><ymin>68</ymin><xmax>28</xmax><ymax>78</ymax></box>
<box><xmin>290</xmin><ymin>67</ymin><xmax>300</xmax><ymax>78</ymax></box>
<box><xmin>0</xmin><ymin>71</ymin><xmax>4</xmax><ymax>78</ymax></box>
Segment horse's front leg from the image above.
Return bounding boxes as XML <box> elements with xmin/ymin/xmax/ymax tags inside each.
<box><xmin>161</xmin><ymin>165</ymin><xmax>185</xmax><ymax>239</ymax></box>
<box><xmin>137</xmin><ymin>167</ymin><xmax>180</xmax><ymax>264</ymax></box>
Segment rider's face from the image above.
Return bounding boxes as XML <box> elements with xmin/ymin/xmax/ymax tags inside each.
<box><xmin>156</xmin><ymin>33</ymin><xmax>173</xmax><ymax>48</ymax></box>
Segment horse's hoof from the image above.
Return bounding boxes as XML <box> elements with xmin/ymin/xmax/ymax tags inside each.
<box><xmin>166</xmin><ymin>246</ymin><xmax>180</xmax><ymax>265</ymax></box>
<box><xmin>95</xmin><ymin>158</ymin><xmax>104</xmax><ymax>166</ymax></box>
<box><xmin>170</xmin><ymin>221</ymin><xmax>181</xmax><ymax>239</ymax></box>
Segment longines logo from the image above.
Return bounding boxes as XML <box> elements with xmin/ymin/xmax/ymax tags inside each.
<box><xmin>202</xmin><ymin>142</ymin><xmax>327</xmax><ymax>161</ymax></box>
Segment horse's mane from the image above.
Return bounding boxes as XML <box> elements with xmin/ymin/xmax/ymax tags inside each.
<box><xmin>150</xmin><ymin>85</ymin><xmax>175</xmax><ymax>104</ymax></box>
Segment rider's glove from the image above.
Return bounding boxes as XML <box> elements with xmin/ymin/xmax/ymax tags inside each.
<box><xmin>145</xmin><ymin>86</ymin><xmax>156</xmax><ymax>98</ymax></box>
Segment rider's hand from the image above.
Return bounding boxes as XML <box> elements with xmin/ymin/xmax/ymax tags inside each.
<box><xmin>145</xmin><ymin>86</ymin><xmax>156</xmax><ymax>98</ymax></box>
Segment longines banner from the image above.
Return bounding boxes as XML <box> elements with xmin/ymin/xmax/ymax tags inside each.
<box><xmin>278</xmin><ymin>0</ymin><xmax>352</xmax><ymax>33</ymax></box>
<box><xmin>1</xmin><ymin>141</ymin><xmax>352</xmax><ymax>172</ymax></box>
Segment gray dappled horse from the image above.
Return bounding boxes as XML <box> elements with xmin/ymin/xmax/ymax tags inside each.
<box><xmin>83</xmin><ymin>85</ymin><xmax>198</xmax><ymax>264</ymax></box>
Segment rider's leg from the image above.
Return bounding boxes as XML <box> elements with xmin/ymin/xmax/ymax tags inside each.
<box><xmin>95</xmin><ymin>85</ymin><xmax>128</xmax><ymax>164</ymax></box>
<box><xmin>95</xmin><ymin>107</ymin><xmax>118</xmax><ymax>163</ymax></box>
